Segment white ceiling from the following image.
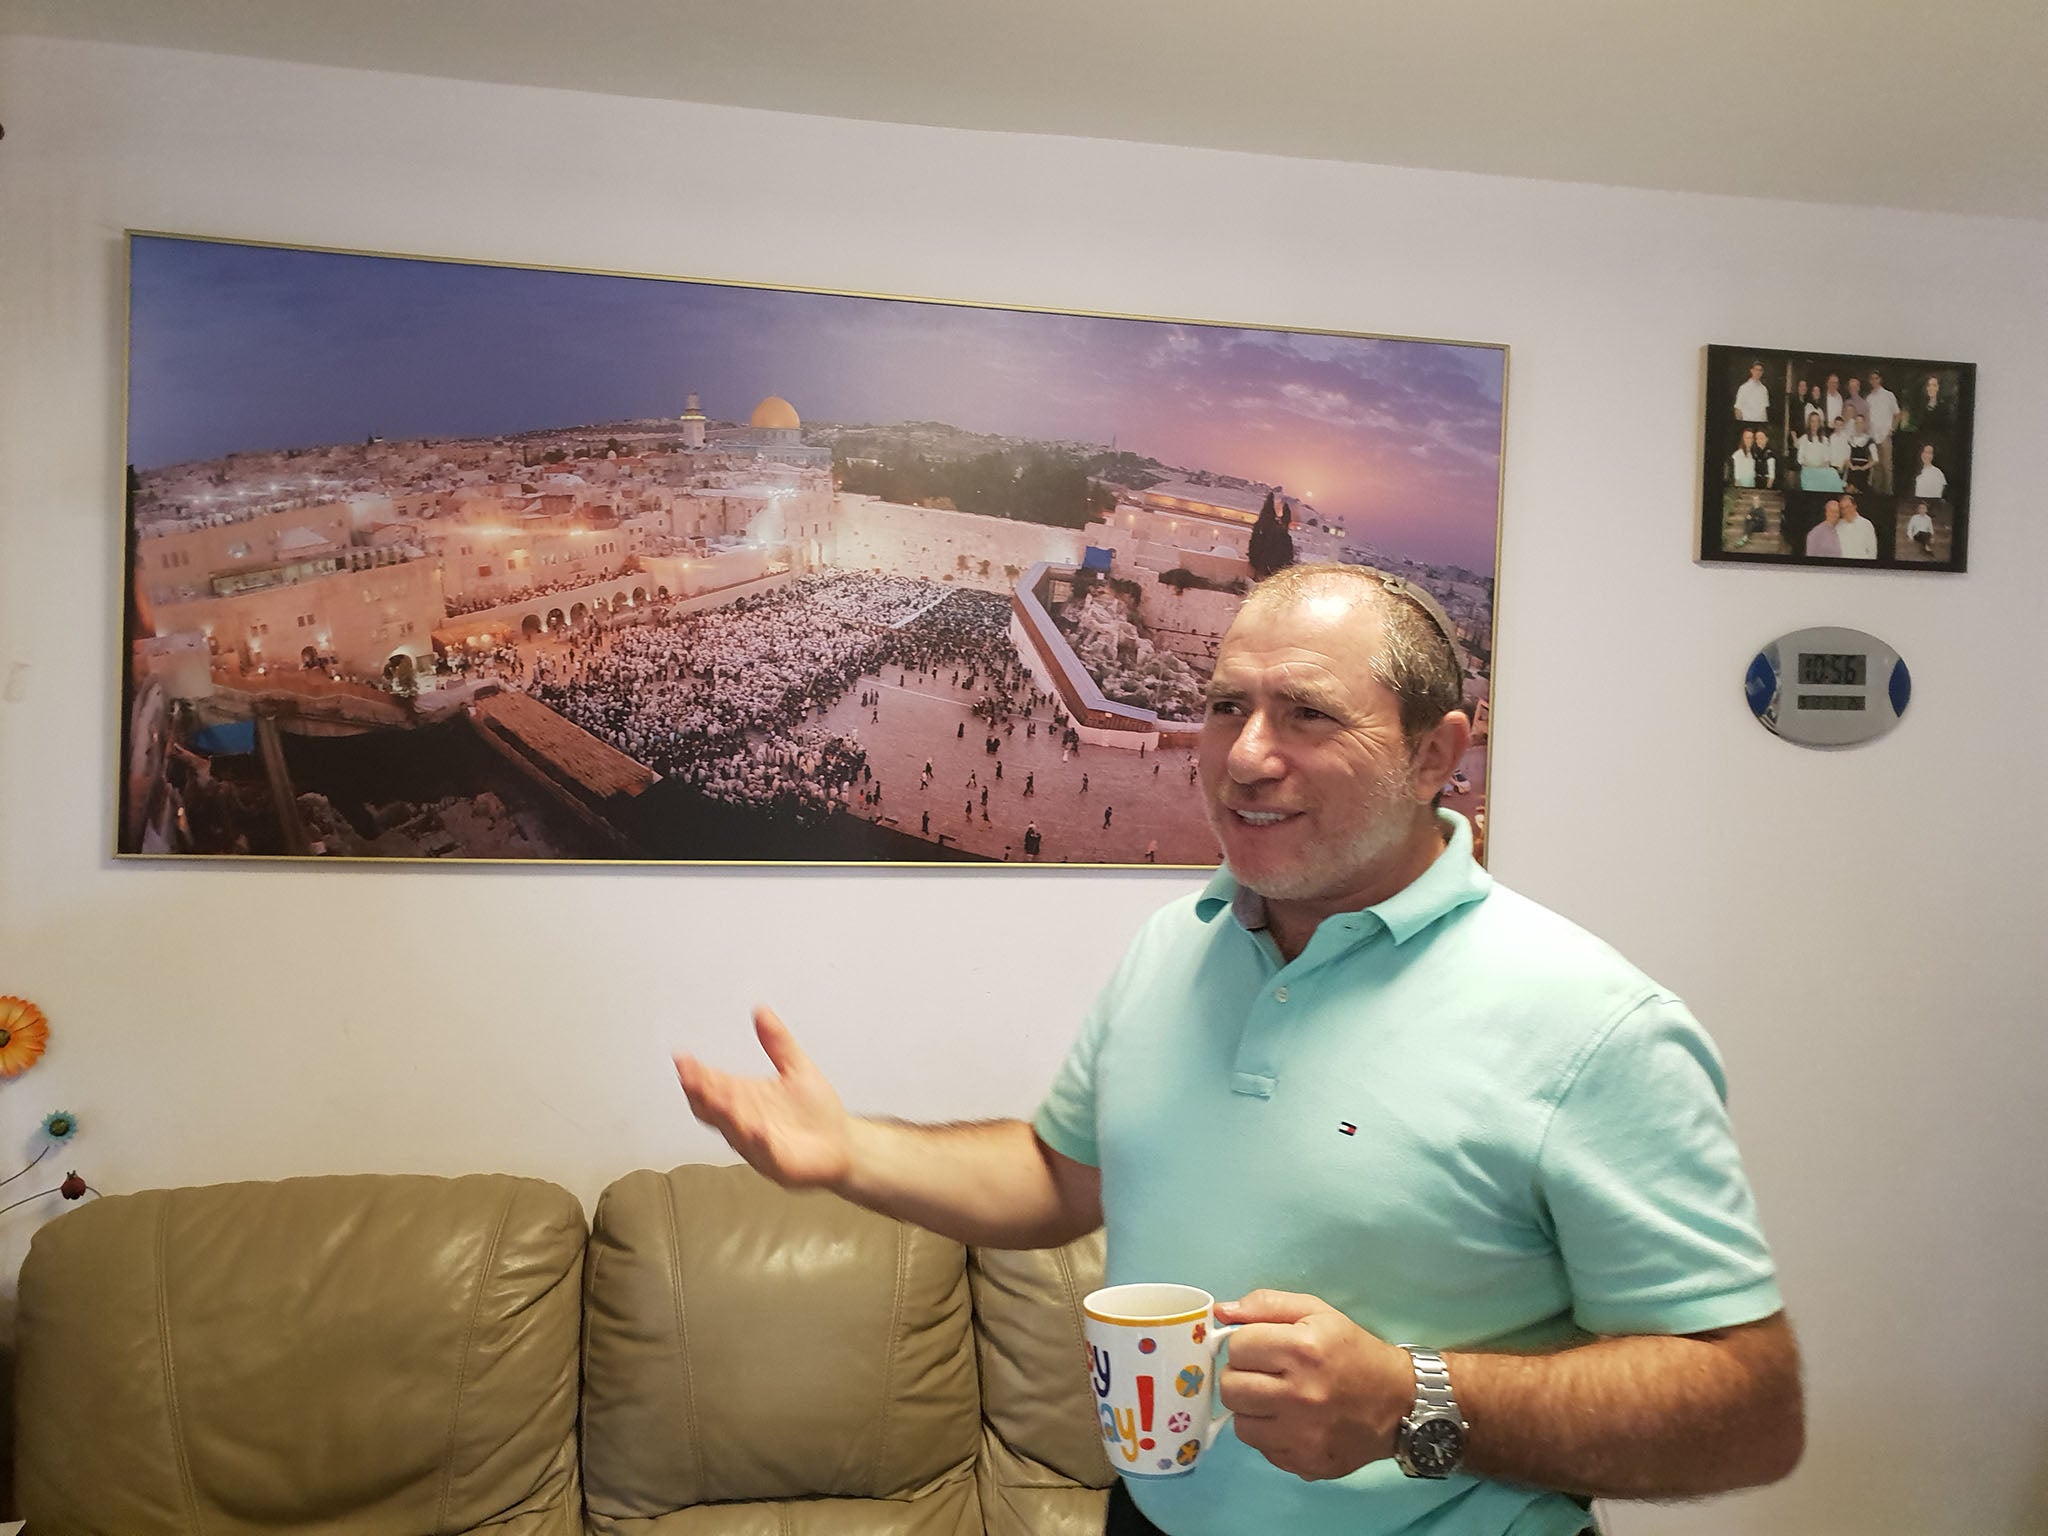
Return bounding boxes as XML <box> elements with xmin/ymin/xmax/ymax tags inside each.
<box><xmin>5</xmin><ymin>0</ymin><xmax>2046</xmax><ymax>223</ymax></box>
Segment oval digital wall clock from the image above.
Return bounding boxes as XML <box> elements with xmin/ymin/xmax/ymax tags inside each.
<box><xmin>1744</xmin><ymin>626</ymin><xmax>1910</xmax><ymax>747</ymax></box>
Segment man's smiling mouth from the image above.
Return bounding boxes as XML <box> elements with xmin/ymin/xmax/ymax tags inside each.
<box><xmin>1231</xmin><ymin>808</ymin><xmax>1295</xmax><ymax>826</ymax></box>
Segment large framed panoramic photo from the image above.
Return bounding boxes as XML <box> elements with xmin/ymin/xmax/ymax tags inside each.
<box><xmin>1700</xmin><ymin>343</ymin><xmax>1974</xmax><ymax>571</ymax></box>
<box><xmin>120</xmin><ymin>234</ymin><xmax>1506</xmax><ymax>867</ymax></box>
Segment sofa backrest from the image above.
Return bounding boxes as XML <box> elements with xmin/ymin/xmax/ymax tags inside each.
<box><xmin>13</xmin><ymin>1173</ymin><xmax>585</xmax><ymax>1536</ymax></box>
<box><xmin>580</xmin><ymin>1163</ymin><xmax>986</xmax><ymax>1534</ymax></box>
<box><xmin>11</xmin><ymin>1164</ymin><xmax>1111</xmax><ymax>1536</ymax></box>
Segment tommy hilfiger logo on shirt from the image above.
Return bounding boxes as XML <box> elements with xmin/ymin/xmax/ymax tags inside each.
<box><xmin>1337</xmin><ymin>1121</ymin><xmax>1357</xmax><ymax>1136</ymax></box>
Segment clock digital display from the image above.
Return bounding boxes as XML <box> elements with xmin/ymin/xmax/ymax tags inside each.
<box><xmin>1798</xmin><ymin>652</ymin><xmax>1866</xmax><ymax>686</ymax></box>
<box><xmin>1749</xmin><ymin>627</ymin><xmax>1907</xmax><ymax>748</ymax></box>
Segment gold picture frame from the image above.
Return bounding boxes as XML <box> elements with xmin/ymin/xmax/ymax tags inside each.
<box><xmin>120</xmin><ymin>233</ymin><xmax>1507</xmax><ymax>867</ymax></box>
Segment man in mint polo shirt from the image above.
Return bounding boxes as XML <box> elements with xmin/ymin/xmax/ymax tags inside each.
<box><xmin>677</xmin><ymin>563</ymin><xmax>1804</xmax><ymax>1535</ymax></box>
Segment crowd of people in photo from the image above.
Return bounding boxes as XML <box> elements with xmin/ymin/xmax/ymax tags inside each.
<box><xmin>416</xmin><ymin>566</ymin><xmax>1216</xmax><ymax>859</ymax></box>
<box><xmin>1726</xmin><ymin>357</ymin><xmax>1965</xmax><ymax>562</ymax></box>
<box><xmin>518</xmin><ymin>573</ymin><xmax>1049</xmax><ymax>823</ymax></box>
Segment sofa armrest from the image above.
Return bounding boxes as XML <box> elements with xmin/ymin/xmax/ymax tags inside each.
<box><xmin>969</xmin><ymin>1235</ymin><xmax>1114</xmax><ymax>1536</ymax></box>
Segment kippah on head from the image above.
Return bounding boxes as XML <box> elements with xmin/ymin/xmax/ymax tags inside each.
<box><xmin>1242</xmin><ymin>563</ymin><xmax>1464</xmax><ymax>741</ymax></box>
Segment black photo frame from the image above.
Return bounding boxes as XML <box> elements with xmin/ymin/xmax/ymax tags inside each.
<box><xmin>1698</xmin><ymin>344</ymin><xmax>1973</xmax><ymax>572</ymax></box>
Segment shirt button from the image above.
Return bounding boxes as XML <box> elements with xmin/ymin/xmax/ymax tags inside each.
<box><xmin>1274</xmin><ymin>986</ymin><xmax>1290</xmax><ymax>1002</ymax></box>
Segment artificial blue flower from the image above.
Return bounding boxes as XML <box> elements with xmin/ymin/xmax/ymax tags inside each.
<box><xmin>41</xmin><ymin>1110</ymin><xmax>79</xmax><ymax>1142</ymax></box>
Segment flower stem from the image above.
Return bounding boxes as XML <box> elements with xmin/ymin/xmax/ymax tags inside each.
<box><xmin>0</xmin><ymin>1187</ymin><xmax>59</xmax><ymax>1218</ymax></box>
<box><xmin>0</xmin><ymin>1145</ymin><xmax>50</xmax><ymax>1189</ymax></box>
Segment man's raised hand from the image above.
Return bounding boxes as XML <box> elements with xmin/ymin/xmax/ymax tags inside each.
<box><xmin>674</xmin><ymin>1006</ymin><xmax>854</xmax><ymax>1190</ymax></box>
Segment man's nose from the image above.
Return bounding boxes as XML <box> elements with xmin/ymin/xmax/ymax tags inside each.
<box><xmin>1227</xmin><ymin>711</ymin><xmax>1283</xmax><ymax>780</ymax></box>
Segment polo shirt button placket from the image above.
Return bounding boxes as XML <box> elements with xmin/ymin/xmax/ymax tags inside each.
<box><xmin>1228</xmin><ymin>976</ymin><xmax>1289</xmax><ymax>1099</ymax></box>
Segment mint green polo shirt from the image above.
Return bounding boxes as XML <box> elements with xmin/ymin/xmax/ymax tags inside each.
<box><xmin>1034</xmin><ymin>813</ymin><xmax>1781</xmax><ymax>1536</ymax></box>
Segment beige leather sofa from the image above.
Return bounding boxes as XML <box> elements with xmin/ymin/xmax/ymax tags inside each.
<box><xmin>11</xmin><ymin>1164</ymin><xmax>1112</xmax><ymax>1534</ymax></box>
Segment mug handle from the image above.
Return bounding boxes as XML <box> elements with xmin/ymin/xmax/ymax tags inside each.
<box><xmin>1204</xmin><ymin>1323</ymin><xmax>1242</xmax><ymax>1446</ymax></box>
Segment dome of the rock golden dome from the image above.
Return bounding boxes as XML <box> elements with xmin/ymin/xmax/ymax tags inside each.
<box><xmin>749</xmin><ymin>396</ymin><xmax>800</xmax><ymax>430</ymax></box>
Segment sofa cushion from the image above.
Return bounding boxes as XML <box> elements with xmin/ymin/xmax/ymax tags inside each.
<box><xmin>13</xmin><ymin>1172</ymin><xmax>585</xmax><ymax>1536</ymax></box>
<box><xmin>578</xmin><ymin>1489</ymin><xmax>981</xmax><ymax>1535</ymax></box>
<box><xmin>581</xmin><ymin>1165</ymin><xmax>982</xmax><ymax>1532</ymax></box>
<box><xmin>968</xmin><ymin>1237</ymin><xmax>1114</xmax><ymax>1536</ymax></box>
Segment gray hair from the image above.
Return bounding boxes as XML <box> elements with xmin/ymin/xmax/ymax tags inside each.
<box><xmin>1241</xmin><ymin>562</ymin><xmax>1466</xmax><ymax>741</ymax></box>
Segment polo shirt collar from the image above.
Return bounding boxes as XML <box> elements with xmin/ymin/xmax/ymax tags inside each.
<box><xmin>1195</xmin><ymin>810</ymin><xmax>1492</xmax><ymax>944</ymax></box>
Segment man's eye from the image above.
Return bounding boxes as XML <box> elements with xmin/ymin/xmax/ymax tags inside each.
<box><xmin>1205</xmin><ymin>699</ymin><xmax>1242</xmax><ymax>717</ymax></box>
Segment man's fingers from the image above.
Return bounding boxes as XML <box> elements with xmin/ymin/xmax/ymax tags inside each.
<box><xmin>1226</xmin><ymin>1411</ymin><xmax>1313</xmax><ymax>1474</ymax></box>
<box><xmin>1216</xmin><ymin>1288</ymin><xmax>1326</xmax><ymax>1326</ymax></box>
<box><xmin>673</xmin><ymin>1052</ymin><xmax>737</xmax><ymax>1125</ymax></box>
<box><xmin>1217</xmin><ymin>1368</ymin><xmax>1298</xmax><ymax>1415</ymax></box>
<box><xmin>753</xmin><ymin>1005</ymin><xmax>810</xmax><ymax>1078</ymax></box>
<box><xmin>672</xmin><ymin>1052</ymin><xmax>710</xmax><ymax>1106</ymax></box>
<box><xmin>1216</xmin><ymin>1290</ymin><xmax>1347</xmax><ymax>1377</ymax></box>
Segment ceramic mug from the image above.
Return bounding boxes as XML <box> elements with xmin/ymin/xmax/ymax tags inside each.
<box><xmin>1082</xmin><ymin>1282</ymin><xmax>1239</xmax><ymax>1477</ymax></box>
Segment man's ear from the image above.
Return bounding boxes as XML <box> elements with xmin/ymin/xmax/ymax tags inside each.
<box><xmin>1408</xmin><ymin>710</ymin><xmax>1473</xmax><ymax>803</ymax></box>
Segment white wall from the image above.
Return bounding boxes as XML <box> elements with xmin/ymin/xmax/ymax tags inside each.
<box><xmin>2</xmin><ymin>37</ymin><xmax>2044</xmax><ymax>1534</ymax></box>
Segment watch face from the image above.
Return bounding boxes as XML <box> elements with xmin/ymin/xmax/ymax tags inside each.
<box><xmin>1405</xmin><ymin>1414</ymin><xmax>1466</xmax><ymax>1476</ymax></box>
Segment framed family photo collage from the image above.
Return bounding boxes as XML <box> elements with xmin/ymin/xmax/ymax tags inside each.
<box><xmin>1699</xmin><ymin>344</ymin><xmax>1974</xmax><ymax>572</ymax></box>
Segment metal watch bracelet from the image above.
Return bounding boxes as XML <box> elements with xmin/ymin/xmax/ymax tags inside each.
<box><xmin>1407</xmin><ymin>1346</ymin><xmax>1459</xmax><ymax>1413</ymax></box>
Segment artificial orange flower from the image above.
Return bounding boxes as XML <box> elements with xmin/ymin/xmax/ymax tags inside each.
<box><xmin>0</xmin><ymin>996</ymin><xmax>50</xmax><ymax>1077</ymax></box>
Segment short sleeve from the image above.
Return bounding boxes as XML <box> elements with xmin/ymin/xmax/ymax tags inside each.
<box><xmin>1537</xmin><ymin>995</ymin><xmax>1782</xmax><ymax>1337</ymax></box>
<box><xmin>1032</xmin><ymin>981</ymin><xmax>1116</xmax><ymax>1168</ymax></box>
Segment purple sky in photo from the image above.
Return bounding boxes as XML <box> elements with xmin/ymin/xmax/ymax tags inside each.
<box><xmin>129</xmin><ymin>237</ymin><xmax>1504</xmax><ymax>572</ymax></box>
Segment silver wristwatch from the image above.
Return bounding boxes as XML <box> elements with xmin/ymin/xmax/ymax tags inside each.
<box><xmin>1393</xmin><ymin>1346</ymin><xmax>1469</xmax><ymax>1479</ymax></box>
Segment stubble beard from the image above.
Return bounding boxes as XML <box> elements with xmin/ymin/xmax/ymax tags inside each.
<box><xmin>1205</xmin><ymin>763</ymin><xmax>1428</xmax><ymax>906</ymax></box>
